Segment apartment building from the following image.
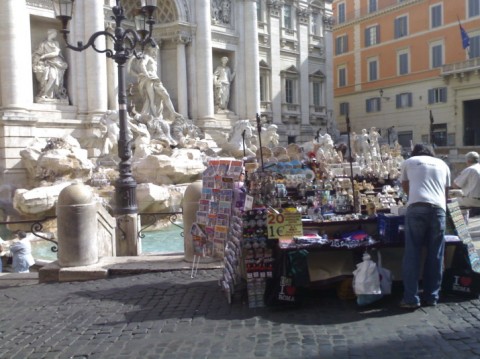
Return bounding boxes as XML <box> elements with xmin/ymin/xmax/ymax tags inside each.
<box><xmin>332</xmin><ymin>0</ymin><xmax>480</xmax><ymax>149</ymax></box>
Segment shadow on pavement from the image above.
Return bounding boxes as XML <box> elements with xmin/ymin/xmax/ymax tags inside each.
<box><xmin>71</xmin><ymin>271</ymin><xmax>476</xmax><ymax>328</ymax></box>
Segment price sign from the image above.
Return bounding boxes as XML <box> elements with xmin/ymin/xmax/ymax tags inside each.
<box><xmin>267</xmin><ymin>211</ymin><xmax>303</xmax><ymax>239</ymax></box>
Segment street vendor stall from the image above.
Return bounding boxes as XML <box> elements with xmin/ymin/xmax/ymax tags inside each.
<box><xmin>189</xmin><ymin>122</ymin><xmax>475</xmax><ymax>307</ymax></box>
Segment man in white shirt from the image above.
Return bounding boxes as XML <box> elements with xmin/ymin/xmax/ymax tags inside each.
<box><xmin>452</xmin><ymin>151</ymin><xmax>480</xmax><ymax>216</ymax></box>
<box><xmin>400</xmin><ymin>144</ymin><xmax>451</xmax><ymax>309</ymax></box>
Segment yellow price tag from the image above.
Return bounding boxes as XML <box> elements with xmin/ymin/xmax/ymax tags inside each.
<box><xmin>267</xmin><ymin>211</ymin><xmax>303</xmax><ymax>239</ymax></box>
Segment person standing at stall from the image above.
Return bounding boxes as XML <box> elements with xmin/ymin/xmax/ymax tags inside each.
<box><xmin>400</xmin><ymin>144</ymin><xmax>451</xmax><ymax>309</ymax></box>
<box><xmin>452</xmin><ymin>151</ymin><xmax>480</xmax><ymax>217</ymax></box>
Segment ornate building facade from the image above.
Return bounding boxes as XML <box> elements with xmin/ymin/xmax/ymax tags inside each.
<box><xmin>0</xmin><ymin>0</ymin><xmax>334</xmax><ymax>188</ymax></box>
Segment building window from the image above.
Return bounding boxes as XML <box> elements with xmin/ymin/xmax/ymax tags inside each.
<box><xmin>468</xmin><ymin>0</ymin><xmax>480</xmax><ymax>18</ymax></box>
<box><xmin>368</xmin><ymin>0</ymin><xmax>377</xmax><ymax>13</ymax></box>
<box><xmin>338</xmin><ymin>67</ymin><xmax>347</xmax><ymax>87</ymax></box>
<box><xmin>366</xmin><ymin>97</ymin><xmax>381</xmax><ymax>113</ymax></box>
<box><xmin>396</xmin><ymin>93</ymin><xmax>412</xmax><ymax>108</ymax></box>
<box><xmin>313</xmin><ymin>82</ymin><xmax>322</xmax><ymax>106</ymax></box>
<box><xmin>431</xmin><ymin>4</ymin><xmax>442</xmax><ymax>28</ymax></box>
<box><xmin>335</xmin><ymin>35</ymin><xmax>348</xmax><ymax>55</ymax></box>
<box><xmin>394</xmin><ymin>15</ymin><xmax>408</xmax><ymax>39</ymax></box>
<box><xmin>285</xmin><ymin>78</ymin><xmax>294</xmax><ymax>103</ymax></box>
<box><xmin>283</xmin><ymin>4</ymin><xmax>292</xmax><ymax>29</ymax></box>
<box><xmin>470</xmin><ymin>34</ymin><xmax>480</xmax><ymax>58</ymax></box>
<box><xmin>257</xmin><ymin>0</ymin><xmax>263</xmax><ymax>22</ymax></box>
<box><xmin>259</xmin><ymin>60</ymin><xmax>271</xmax><ymax>103</ymax></box>
<box><xmin>398</xmin><ymin>51</ymin><xmax>409</xmax><ymax>75</ymax></box>
<box><xmin>431</xmin><ymin>43</ymin><xmax>443</xmax><ymax>68</ymax></box>
<box><xmin>432</xmin><ymin>124</ymin><xmax>447</xmax><ymax>146</ymax></box>
<box><xmin>428</xmin><ymin>87</ymin><xmax>447</xmax><ymax>104</ymax></box>
<box><xmin>339</xmin><ymin>102</ymin><xmax>349</xmax><ymax>116</ymax></box>
<box><xmin>398</xmin><ymin>131</ymin><xmax>413</xmax><ymax>149</ymax></box>
<box><xmin>288</xmin><ymin>136</ymin><xmax>296</xmax><ymax>144</ymax></box>
<box><xmin>365</xmin><ymin>25</ymin><xmax>380</xmax><ymax>47</ymax></box>
<box><xmin>338</xmin><ymin>2</ymin><xmax>346</xmax><ymax>24</ymax></box>
<box><xmin>260</xmin><ymin>75</ymin><xmax>267</xmax><ymax>101</ymax></box>
<box><xmin>368</xmin><ymin>58</ymin><xmax>378</xmax><ymax>81</ymax></box>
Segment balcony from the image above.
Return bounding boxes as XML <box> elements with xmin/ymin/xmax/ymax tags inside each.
<box><xmin>282</xmin><ymin>103</ymin><xmax>300</xmax><ymax>113</ymax></box>
<box><xmin>441</xmin><ymin>58</ymin><xmax>480</xmax><ymax>79</ymax></box>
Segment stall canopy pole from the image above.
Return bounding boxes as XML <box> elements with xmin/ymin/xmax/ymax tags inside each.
<box><xmin>256</xmin><ymin>113</ymin><xmax>265</xmax><ymax>171</ymax></box>
<box><xmin>346</xmin><ymin>113</ymin><xmax>357</xmax><ymax>213</ymax></box>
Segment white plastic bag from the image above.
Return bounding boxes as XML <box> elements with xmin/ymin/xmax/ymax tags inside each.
<box><xmin>352</xmin><ymin>252</ymin><xmax>381</xmax><ymax>295</ymax></box>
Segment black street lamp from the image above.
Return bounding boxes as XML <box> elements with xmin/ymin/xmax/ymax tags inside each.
<box><xmin>52</xmin><ymin>0</ymin><xmax>158</xmax><ymax>215</ymax></box>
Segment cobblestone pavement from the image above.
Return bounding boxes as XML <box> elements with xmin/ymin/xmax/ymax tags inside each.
<box><xmin>1</xmin><ymin>269</ymin><xmax>480</xmax><ymax>359</ymax></box>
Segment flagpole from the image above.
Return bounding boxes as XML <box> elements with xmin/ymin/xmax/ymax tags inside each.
<box><xmin>457</xmin><ymin>15</ymin><xmax>471</xmax><ymax>59</ymax></box>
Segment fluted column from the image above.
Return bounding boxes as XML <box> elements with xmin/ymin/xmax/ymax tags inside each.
<box><xmin>84</xmin><ymin>0</ymin><xmax>108</xmax><ymax>114</ymax></box>
<box><xmin>175</xmin><ymin>35</ymin><xmax>189</xmax><ymax>118</ymax></box>
<box><xmin>298</xmin><ymin>8</ymin><xmax>310</xmax><ymax>126</ymax></box>
<box><xmin>69</xmin><ymin>5</ymin><xmax>88</xmax><ymax>116</ymax></box>
<box><xmin>106</xmin><ymin>30</ymin><xmax>118</xmax><ymax>110</ymax></box>
<box><xmin>243</xmin><ymin>0</ymin><xmax>260</xmax><ymax>118</ymax></box>
<box><xmin>195</xmin><ymin>0</ymin><xmax>214</xmax><ymax>122</ymax></box>
<box><xmin>268</xmin><ymin>3</ymin><xmax>282</xmax><ymax>124</ymax></box>
<box><xmin>0</xmin><ymin>0</ymin><xmax>33</xmax><ymax>110</ymax></box>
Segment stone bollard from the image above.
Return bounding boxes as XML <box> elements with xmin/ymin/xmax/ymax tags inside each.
<box><xmin>57</xmin><ymin>183</ymin><xmax>98</xmax><ymax>267</ymax></box>
<box><xmin>182</xmin><ymin>180</ymin><xmax>202</xmax><ymax>262</ymax></box>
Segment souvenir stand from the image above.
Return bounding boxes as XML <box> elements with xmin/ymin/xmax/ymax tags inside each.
<box><xmin>442</xmin><ymin>199</ymin><xmax>480</xmax><ymax>296</ymax></box>
<box><xmin>190</xmin><ymin>130</ymin><xmax>468</xmax><ymax>307</ymax></box>
<box><xmin>189</xmin><ymin>159</ymin><xmax>246</xmax><ymax>303</ymax></box>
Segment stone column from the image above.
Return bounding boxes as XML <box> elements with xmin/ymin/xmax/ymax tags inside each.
<box><xmin>298</xmin><ymin>8</ymin><xmax>310</xmax><ymax>127</ymax></box>
<box><xmin>106</xmin><ymin>30</ymin><xmax>118</xmax><ymax>111</ymax></box>
<box><xmin>175</xmin><ymin>34</ymin><xmax>190</xmax><ymax>118</ymax></box>
<box><xmin>195</xmin><ymin>0</ymin><xmax>215</xmax><ymax>124</ymax></box>
<box><xmin>69</xmin><ymin>6</ymin><xmax>88</xmax><ymax>116</ymax></box>
<box><xmin>243</xmin><ymin>0</ymin><xmax>260</xmax><ymax>119</ymax></box>
<box><xmin>268</xmin><ymin>3</ymin><xmax>282</xmax><ymax>124</ymax></box>
<box><xmin>0</xmin><ymin>0</ymin><xmax>33</xmax><ymax>110</ymax></box>
<box><xmin>84</xmin><ymin>0</ymin><xmax>108</xmax><ymax>115</ymax></box>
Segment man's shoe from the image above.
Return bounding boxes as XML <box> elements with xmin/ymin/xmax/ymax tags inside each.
<box><xmin>422</xmin><ymin>300</ymin><xmax>437</xmax><ymax>307</ymax></box>
<box><xmin>400</xmin><ymin>300</ymin><xmax>420</xmax><ymax>310</ymax></box>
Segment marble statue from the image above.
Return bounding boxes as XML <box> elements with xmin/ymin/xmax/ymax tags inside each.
<box><xmin>132</xmin><ymin>113</ymin><xmax>177</xmax><ymax>147</ymax></box>
<box><xmin>315</xmin><ymin>133</ymin><xmax>336</xmax><ymax>163</ymax></box>
<box><xmin>211</xmin><ymin>119</ymin><xmax>257</xmax><ymax>158</ymax></box>
<box><xmin>171</xmin><ymin>116</ymin><xmax>205</xmax><ymax>148</ymax></box>
<box><xmin>128</xmin><ymin>46</ymin><xmax>181</xmax><ymax>121</ymax></box>
<box><xmin>32</xmin><ymin>29</ymin><xmax>69</xmax><ymax>102</ymax></box>
<box><xmin>212</xmin><ymin>0</ymin><xmax>231</xmax><ymax>24</ymax></box>
<box><xmin>128</xmin><ymin>118</ymin><xmax>166</xmax><ymax>160</ymax></box>
<box><xmin>356</xmin><ymin>128</ymin><xmax>371</xmax><ymax>157</ymax></box>
<box><xmin>213</xmin><ymin>56</ymin><xmax>235</xmax><ymax>112</ymax></box>
<box><xmin>99</xmin><ymin>111</ymin><xmax>120</xmax><ymax>157</ymax></box>
<box><xmin>369</xmin><ymin>126</ymin><xmax>381</xmax><ymax>158</ymax></box>
<box><xmin>260</xmin><ymin>124</ymin><xmax>280</xmax><ymax>148</ymax></box>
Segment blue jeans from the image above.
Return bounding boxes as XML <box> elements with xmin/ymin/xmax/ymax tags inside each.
<box><xmin>402</xmin><ymin>205</ymin><xmax>446</xmax><ymax>305</ymax></box>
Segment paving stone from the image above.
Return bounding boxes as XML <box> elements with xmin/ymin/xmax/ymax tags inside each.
<box><xmin>1</xmin><ymin>269</ymin><xmax>480</xmax><ymax>358</ymax></box>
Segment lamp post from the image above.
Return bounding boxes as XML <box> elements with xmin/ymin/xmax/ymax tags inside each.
<box><xmin>52</xmin><ymin>0</ymin><xmax>158</xmax><ymax>215</ymax></box>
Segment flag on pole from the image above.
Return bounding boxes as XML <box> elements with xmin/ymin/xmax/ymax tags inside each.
<box><xmin>459</xmin><ymin>20</ymin><xmax>470</xmax><ymax>49</ymax></box>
